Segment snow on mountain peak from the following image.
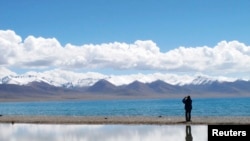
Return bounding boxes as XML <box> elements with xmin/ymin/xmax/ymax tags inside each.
<box><xmin>0</xmin><ymin>67</ymin><xmax>242</xmax><ymax>87</ymax></box>
<box><xmin>191</xmin><ymin>75</ymin><xmax>214</xmax><ymax>85</ymax></box>
<box><xmin>1</xmin><ymin>74</ymin><xmax>47</xmax><ymax>85</ymax></box>
<box><xmin>190</xmin><ymin>75</ymin><xmax>238</xmax><ymax>85</ymax></box>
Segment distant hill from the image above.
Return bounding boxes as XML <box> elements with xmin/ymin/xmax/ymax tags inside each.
<box><xmin>1</xmin><ymin>78</ymin><xmax>250</xmax><ymax>101</ymax></box>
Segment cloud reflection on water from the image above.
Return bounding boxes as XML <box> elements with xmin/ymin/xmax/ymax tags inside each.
<box><xmin>0</xmin><ymin>124</ymin><xmax>207</xmax><ymax>141</ymax></box>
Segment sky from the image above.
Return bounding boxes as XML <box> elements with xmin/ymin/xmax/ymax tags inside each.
<box><xmin>0</xmin><ymin>0</ymin><xmax>250</xmax><ymax>79</ymax></box>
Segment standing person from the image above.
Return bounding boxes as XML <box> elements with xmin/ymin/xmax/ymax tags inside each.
<box><xmin>182</xmin><ymin>95</ymin><xmax>192</xmax><ymax>122</ymax></box>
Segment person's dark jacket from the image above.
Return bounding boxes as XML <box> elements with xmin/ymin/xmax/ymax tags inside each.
<box><xmin>182</xmin><ymin>97</ymin><xmax>192</xmax><ymax>111</ymax></box>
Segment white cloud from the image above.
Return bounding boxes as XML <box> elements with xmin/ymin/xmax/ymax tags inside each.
<box><xmin>1</xmin><ymin>29</ymin><xmax>250</xmax><ymax>76</ymax></box>
<box><xmin>0</xmin><ymin>66</ymin><xmax>17</xmax><ymax>78</ymax></box>
<box><xmin>0</xmin><ymin>30</ymin><xmax>22</xmax><ymax>65</ymax></box>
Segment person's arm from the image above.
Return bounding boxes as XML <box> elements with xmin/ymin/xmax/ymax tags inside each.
<box><xmin>182</xmin><ymin>97</ymin><xmax>186</xmax><ymax>104</ymax></box>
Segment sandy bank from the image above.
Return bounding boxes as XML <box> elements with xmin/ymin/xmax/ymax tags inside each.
<box><xmin>0</xmin><ymin>116</ymin><xmax>250</xmax><ymax>125</ymax></box>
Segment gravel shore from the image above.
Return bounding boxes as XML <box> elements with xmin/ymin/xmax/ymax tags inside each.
<box><xmin>1</xmin><ymin>116</ymin><xmax>250</xmax><ymax>125</ymax></box>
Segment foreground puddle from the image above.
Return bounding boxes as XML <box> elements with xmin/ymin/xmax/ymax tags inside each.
<box><xmin>0</xmin><ymin>124</ymin><xmax>207</xmax><ymax>141</ymax></box>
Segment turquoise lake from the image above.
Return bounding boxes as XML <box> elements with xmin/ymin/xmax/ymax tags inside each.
<box><xmin>0</xmin><ymin>97</ymin><xmax>250</xmax><ymax>117</ymax></box>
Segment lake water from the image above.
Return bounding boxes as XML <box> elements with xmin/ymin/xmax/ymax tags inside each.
<box><xmin>0</xmin><ymin>124</ymin><xmax>207</xmax><ymax>141</ymax></box>
<box><xmin>0</xmin><ymin>97</ymin><xmax>250</xmax><ymax>117</ymax></box>
<box><xmin>0</xmin><ymin>97</ymin><xmax>249</xmax><ymax>141</ymax></box>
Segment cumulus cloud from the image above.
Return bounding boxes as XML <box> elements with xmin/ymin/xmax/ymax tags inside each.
<box><xmin>1</xmin><ymin>29</ymin><xmax>250</xmax><ymax>75</ymax></box>
<box><xmin>0</xmin><ymin>30</ymin><xmax>22</xmax><ymax>65</ymax></box>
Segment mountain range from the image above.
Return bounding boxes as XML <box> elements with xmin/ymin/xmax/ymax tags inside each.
<box><xmin>0</xmin><ymin>72</ymin><xmax>250</xmax><ymax>101</ymax></box>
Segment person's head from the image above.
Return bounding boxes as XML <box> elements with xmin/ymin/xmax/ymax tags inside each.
<box><xmin>187</xmin><ymin>95</ymin><xmax>191</xmax><ymax>99</ymax></box>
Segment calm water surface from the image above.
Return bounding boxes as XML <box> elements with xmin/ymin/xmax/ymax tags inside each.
<box><xmin>0</xmin><ymin>124</ymin><xmax>207</xmax><ymax>141</ymax></box>
<box><xmin>0</xmin><ymin>97</ymin><xmax>249</xmax><ymax>116</ymax></box>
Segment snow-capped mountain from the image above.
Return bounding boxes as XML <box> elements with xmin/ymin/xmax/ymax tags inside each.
<box><xmin>0</xmin><ymin>67</ymin><xmax>250</xmax><ymax>101</ymax></box>
<box><xmin>191</xmin><ymin>76</ymin><xmax>216</xmax><ymax>85</ymax></box>
<box><xmin>0</xmin><ymin>67</ymin><xmax>240</xmax><ymax>87</ymax></box>
<box><xmin>0</xmin><ymin>68</ymin><xmax>107</xmax><ymax>87</ymax></box>
<box><xmin>0</xmin><ymin>75</ymin><xmax>59</xmax><ymax>86</ymax></box>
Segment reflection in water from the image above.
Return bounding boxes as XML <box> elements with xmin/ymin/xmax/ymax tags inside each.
<box><xmin>0</xmin><ymin>124</ymin><xmax>206</xmax><ymax>141</ymax></box>
<box><xmin>186</xmin><ymin>125</ymin><xmax>193</xmax><ymax>141</ymax></box>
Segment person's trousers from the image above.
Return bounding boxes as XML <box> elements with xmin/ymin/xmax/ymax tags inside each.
<box><xmin>185</xmin><ymin>110</ymin><xmax>191</xmax><ymax>121</ymax></box>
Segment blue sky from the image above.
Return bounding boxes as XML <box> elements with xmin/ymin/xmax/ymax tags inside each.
<box><xmin>1</xmin><ymin>0</ymin><xmax>249</xmax><ymax>50</ymax></box>
<box><xmin>0</xmin><ymin>0</ymin><xmax>250</xmax><ymax>78</ymax></box>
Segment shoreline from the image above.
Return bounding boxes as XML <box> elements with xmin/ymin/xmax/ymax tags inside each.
<box><xmin>1</xmin><ymin>116</ymin><xmax>250</xmax><ymax>125</ymax></box>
